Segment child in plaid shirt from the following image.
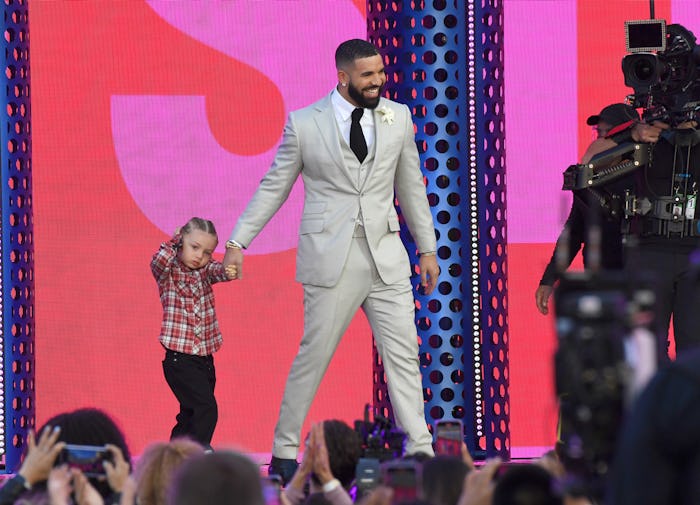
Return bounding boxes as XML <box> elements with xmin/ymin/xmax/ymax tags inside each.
<box><xmin>151</xmin><ymin>217</ymin><xmax>237</xmax><ymax>450</ymax></box>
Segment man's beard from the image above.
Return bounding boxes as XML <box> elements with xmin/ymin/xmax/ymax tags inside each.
<box><xmin>348</xmin><ymin>80</ymin><xmax>383</xmax><ymax>109</ymax></box>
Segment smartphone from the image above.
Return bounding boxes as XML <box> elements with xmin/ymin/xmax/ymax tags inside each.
<box><xmin>57</xmin><ymin>444</ymin><xmax>111</xmax><ymax>477</ymax></box>
<box><xmin>355</xmin><ymin>457</ymin><xmax>381</xmax><ymax>500</ymax></box>
<box><xmin>434</xmin><ymin>420</ymin><xmax>463</xmax><ymax>456</ymax></box>
<box><xmin>381</xmin><ymin>459</ymin><xmax>420</xmax><ymax>504</ymax></box>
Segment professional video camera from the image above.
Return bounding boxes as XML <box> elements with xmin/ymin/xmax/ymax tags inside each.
<box><xmin>354</xmin><ymin>404</ymin><xmax>406</xmax><ymax>461</ymax></box>
<box><xmin>554</xmin><ymin>271</ymin><xmax>658</xmax><ymax>500</ymax></box>
<box><xmin>622</xmin><ymin>19</ymin><xmax>700</xmax><ymax>125</ymax></box>
<box><xmin>353</xmin><ymin>405</ymin><xmax>407</xmax><ymax>500</ymax></box>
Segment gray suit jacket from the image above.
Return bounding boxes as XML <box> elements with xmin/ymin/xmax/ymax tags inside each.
<box><xmin>231</xmin><ymin>93</ymin><xmax>437</xmax><ymax>287</ymax></box>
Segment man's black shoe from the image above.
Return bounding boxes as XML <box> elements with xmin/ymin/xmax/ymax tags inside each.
<box><xmin>268</xmin><ymin>456</ymin><xmax>299</xmax><ymax>486</ymax></box>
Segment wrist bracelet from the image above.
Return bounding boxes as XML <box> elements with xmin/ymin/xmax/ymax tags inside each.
<box><xmin>421</xmin><ymin>251</ymin><xmax>437</xmax><ymax>257</ymax></box>
<box><xmin>225</xmin><ymin>240</ymin><xmax>242</xmax><ymax>250</ymax></box>
<box><xmin>322</xmin><ymin>478</ymin><xmax>341</xmax><ymax>493</ymax></box>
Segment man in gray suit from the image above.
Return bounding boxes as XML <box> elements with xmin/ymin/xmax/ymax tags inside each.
<box><xmin>223</xmin><ymin>39</ymin><xmax>439</xmax><ymax>483</ymax></box>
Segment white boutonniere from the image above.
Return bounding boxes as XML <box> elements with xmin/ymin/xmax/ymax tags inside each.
<box><xmin>376</xmin><ymin>105</ymin><xmax>395</xmax><ymax>125</ymax></box>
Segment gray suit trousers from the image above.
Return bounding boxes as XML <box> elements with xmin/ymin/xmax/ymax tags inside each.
<box><xmin>272</xmin><ymin>233</ymin><xmax>434</xmax><ymax>459</ymax></box>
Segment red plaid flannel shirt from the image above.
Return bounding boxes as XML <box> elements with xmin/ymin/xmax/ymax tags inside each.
<box><xmin>151</xmin><ymin>236</ymin><xmax>230</xmax><ymax>356</ymax></box>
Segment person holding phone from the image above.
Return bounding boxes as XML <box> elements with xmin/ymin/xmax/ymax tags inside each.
<box><xmin>0</xmin><ymin>408</ymin><xmax>132</xmax><ymax>505</ymax></box>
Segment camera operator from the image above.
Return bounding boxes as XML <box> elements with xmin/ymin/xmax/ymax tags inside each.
<box><xmin>535</xmin><ymin>104</ymin><xmax>639</xmax><ymax>316</ymax></box>
<box><xmin>580</xmin><ymin>116</ymin><xmax>700</xmax><ymax>356</ymax></box>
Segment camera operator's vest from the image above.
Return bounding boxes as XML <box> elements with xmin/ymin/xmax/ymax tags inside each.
<box><xmin>625</xmin><ymin>129</ymin><xmax>700</xmax><ymax>239</ymax></box>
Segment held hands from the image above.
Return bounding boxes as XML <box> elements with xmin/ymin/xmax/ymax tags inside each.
<box><xmin>419</xmin><ymin>254</ymin><xmax>439</xmax><ymax>295</ymax></box>
<box><xmin>225</xmin><ymin>264</ymin><xmax>238</xmax><ymax>280</ymax></box>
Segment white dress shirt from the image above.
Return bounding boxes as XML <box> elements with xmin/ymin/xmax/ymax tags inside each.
<box><xmin>331</xmin><ymin>87</ymin><xmax>375</xmax><ymax>151</ymax></box>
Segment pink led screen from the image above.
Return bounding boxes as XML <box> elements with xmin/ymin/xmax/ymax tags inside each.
<box><xmin>28</xmin><ymin>0</ymin><xmax>700</xmax><ymax>457</ymax></box>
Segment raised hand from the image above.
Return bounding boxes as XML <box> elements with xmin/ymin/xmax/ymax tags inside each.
<box><xmin>103</xmin><ymin>444</ymin><xmax>130</xmax><ymax>493</ymax></box>
<box><xmin>19</xmin><ymin>426</ymin><xmax>66</xmax><ymax>488</ymax></box>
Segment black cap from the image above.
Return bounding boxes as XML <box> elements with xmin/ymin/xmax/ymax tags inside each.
<box><xmin>586</xmin><ymin>103</ymin><xmax>639</xmax><ymax>127</ymax></box>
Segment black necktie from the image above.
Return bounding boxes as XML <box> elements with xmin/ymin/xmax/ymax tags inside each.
<box><xmin>350</xmin><ymin>108</ymin><xmax>368</xmax><ymax>163</ymax></box>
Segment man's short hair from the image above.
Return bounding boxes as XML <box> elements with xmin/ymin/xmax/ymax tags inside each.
<box><xmin>335</xmin><ymin>39</ymin><xmax>380</xmax><ymax>69</ymax></box>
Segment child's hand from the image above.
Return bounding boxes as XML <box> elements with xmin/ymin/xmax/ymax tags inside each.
<box><xmin>225</xmin><ymin>264</ymin><xmax>238</xmax><ymax>280</ymax></box>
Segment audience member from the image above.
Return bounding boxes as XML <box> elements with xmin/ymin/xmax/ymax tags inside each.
<box><xmin>284</xmin><ymin>423</ymin><xmax>353</xmax><ymax>505</ymax></box>
<box><xmin>43</xmin><ymin>408</ymin><xmax>132</xmax><ymax>501</ymax></box>
<box><xmin>492</xmin><ymin>464</ymin><xmax>562</xmax><ymax>505</ymax></box>
<box><xmin>313</xmin><ymin>420</ymin><xmax>363</xmax><ymax>490</ymax></box>
<box><xmin>0</xmin><ymin>408</ymin><xmax>131</xmax><ymax>505</ymax></box>
<box><xmin>133</xmin><ymin>438</ymin><xmax>205</xmax><ymax>505</ymax></box>
<box><xmin>166</xmin><ymin>451</ymin><xmax>265</xmax><ymax>505</ymax></box>
<box><xmin>0</xmin><ymin>425</ymin><xmax>65</xmax><ymax>505</ymax></box>
<box><xmin>420</xmin><ymin>455</ymin><xmax>469</xmax><ymax>505</ymax></box>
<box><xmin>607</xmin><ymin>347</ymin><xmax>700</xmax><ymax>504</ymax></box>
<box><xmin>455</xmin><ymin>458</ymin><xmax>500</xmax><ymax>505</ymax></box>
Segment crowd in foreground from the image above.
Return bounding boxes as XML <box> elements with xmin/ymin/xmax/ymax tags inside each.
<box><xmin>2</xmin><ymin>346</ymin><xmax>699</xmax><ymax>505</ymax></box>
<box><xmin>0</xmin><ymin>407</ymin><xmax>589</xmax><ymax>505</ymax></box>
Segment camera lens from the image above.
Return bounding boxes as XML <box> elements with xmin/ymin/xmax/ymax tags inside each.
<box><xmin>622</xmin><ymin>53</ymin><xmax>660</xmax><ymax>88</ymax></box>
<box><xmin>633</xmin><ymin>59</ymin><xmax>656</xmax><ymax>82</ymax></box>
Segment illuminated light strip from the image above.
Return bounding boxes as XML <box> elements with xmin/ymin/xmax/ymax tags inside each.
<box><xmin>0</xmin><ymin>165</ymin><xmax>3</xmax><ymax>460</ymax></box>
<box><xmin>466</xmin><ymin>0</ymin><xmax>483</xmax><ymax>439</ymax></box>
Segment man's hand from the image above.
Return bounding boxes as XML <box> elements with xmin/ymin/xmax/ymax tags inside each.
<box><xmin>419</xmin><ymin>254</ymin><xmax>439</xmax><ymax>295</ymax></box>
<box><xmin>535</xmin><ymin>285</ymin><xmax>553</xmax><ymax>315</ymax></box>
<box><xmin>631</xmin><ymin>121</ymin><xmax>667</xmax><ymax>143</ymax></box>
<box><xmin>223</xmin><ymin>247</ymin><xmax>244</xmax><ymax>279</ymax></box>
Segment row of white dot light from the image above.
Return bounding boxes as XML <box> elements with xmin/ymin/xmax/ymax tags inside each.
<box><xmin>466</xmin><ymin>1</ymin><xmax>484</xmax><ymax>441</ymax></box>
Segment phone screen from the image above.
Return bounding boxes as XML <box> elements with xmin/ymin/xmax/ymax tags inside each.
<box><xmin>356</xmin><ymin>457</ymin><xmax>381</xmax><ymax>500</ymax></box>
<box><xmin>57</xmin><ymin>444</ymin><xmax>110</xmax><ymax>477</ymax></box>
<box><xmin>434</xmin><ymin>420</ymin><xmax>463</xmax><ymax>456</ymax></box>
<box><xmin>382</xmin><ymin>461</ymin><xmax>420</xmax><ymax>504</ymax></box>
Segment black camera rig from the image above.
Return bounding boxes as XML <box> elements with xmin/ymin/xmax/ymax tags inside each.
<box><xmin>354</xmin><ymin>404</ymin><xmax>406</xmax><ymax>462</ymax></box>
<box><xmin>622</xmin><ymin>20</ymin><xmax>700</xmax><ymax>126</ymax></box>
<box><xmin>562</xmin><ymin>142</ymin><xmax>649</xmax><ymax>192</ymax></box>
